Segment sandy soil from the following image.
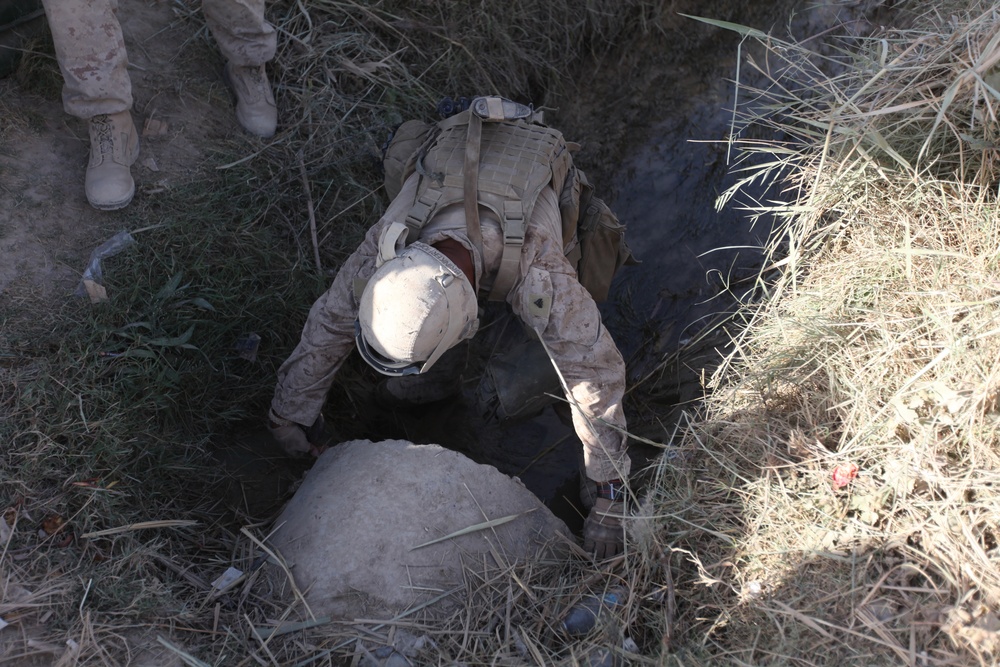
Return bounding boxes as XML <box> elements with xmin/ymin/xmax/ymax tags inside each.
<box><xmin>0</xmin><ymin>0</ymin><xmax>241</xmax><ymax>311</ymax></box>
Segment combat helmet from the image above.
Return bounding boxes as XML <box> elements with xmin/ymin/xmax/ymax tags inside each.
<box><xmin>356</xmin><ymin>241</ymin><xmax>479</xmax><ymax>376</ymax></box>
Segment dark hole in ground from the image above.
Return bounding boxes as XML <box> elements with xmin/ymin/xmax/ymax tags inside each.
<box><xmin>214</xmin><ymin>362</ymin><xmax>654</xmax><ymax>536</ymax></box>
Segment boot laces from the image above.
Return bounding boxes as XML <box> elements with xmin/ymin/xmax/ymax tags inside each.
<box><xmin>91</xmin><ymin>114</ymin><xmax>115</xmax><ymax>163</ymax></box>
<box><xmin>233</xmin><ymin>66</ymin><xmax>267</xmax><ymax>103</ymax></box>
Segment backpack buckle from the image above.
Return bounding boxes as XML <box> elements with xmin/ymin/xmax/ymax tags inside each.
<box><xmin>471</xmin><ymin>96</ymin><xmax>534</xmax><ymax>122</ymax></box>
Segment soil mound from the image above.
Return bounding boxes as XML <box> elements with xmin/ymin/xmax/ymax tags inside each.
<box><xmin>269</xmin><ymin>439</ymin><xmax>571</xmax><ymax>620</ymax></box>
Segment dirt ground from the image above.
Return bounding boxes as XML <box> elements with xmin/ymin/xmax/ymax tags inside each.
<box><xmin>0</xmin><ymin>1</ymin><xmax>241</xmax><ymax>311</ymax></box>
<box><xmin>0</xmin><ymin>0</ymin><xmax>902</xmax><ymax>542</ymax></box>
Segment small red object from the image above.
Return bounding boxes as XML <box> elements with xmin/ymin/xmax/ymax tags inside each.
<box><xmin>832</xmin><ymin>462</ymin><xmax>859</xmax><ymax>489</ymax></box>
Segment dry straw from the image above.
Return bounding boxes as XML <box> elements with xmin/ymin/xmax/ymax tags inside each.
<box><xmin>638</xmin><ymin>1</ymin><xmax>1000</xmax><ymax>665</ymax></box>
<box><xmin>9</xmin><ymin>0</ymin><xmax>1000</xmax><ymax>664</ymax></box>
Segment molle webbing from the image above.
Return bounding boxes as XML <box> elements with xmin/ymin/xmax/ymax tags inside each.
<box><xmin>404</xmin><ymin>113</ymin><xmax>572</xmax><ymax>301</ymax></box>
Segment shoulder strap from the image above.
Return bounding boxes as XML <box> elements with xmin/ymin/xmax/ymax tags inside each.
<box><xmin>487</xmin><ymin>199</ymin><xmax>526</xmax><ymax>300</ymax></box>
<box><xmin>398</xmin><ymin>98</ymin><xmax>570</xmax><ymax>301</ymax></box>
<box><xmin>463</xmin><ymin>112</ymin><xmax>484</xmax><ymax>292</ymax></box>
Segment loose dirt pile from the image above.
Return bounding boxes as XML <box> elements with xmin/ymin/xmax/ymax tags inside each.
<box><xmin>268</xmin><ymin>440</ymin><xmax>570</xmax><ymax>620</ymax></box>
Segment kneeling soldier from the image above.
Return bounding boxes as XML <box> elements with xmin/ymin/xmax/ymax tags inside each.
<box><xmin>270</xmin><ymin>97</ymin><xmax>635</xmax><ymax>558</ymax></box>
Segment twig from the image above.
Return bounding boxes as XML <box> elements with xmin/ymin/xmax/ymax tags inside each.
<box><xmin>297</xmin><ymin>150</ymin><xmax>322</xmax><ymax>273</ymax></box>
<box><xmin>156</xmin><ymin>636</ymin><xmax>212</xmax><ymax>667</ymax></box>
<box><xmin>80</xmin><ymin>520</ymin><xmax>198</xmax><ymax>539</ymax></box>
<box><xmin>409</xmin><ymin>511</ymin><xmax>531</xmax><ymax>551</ymax></box>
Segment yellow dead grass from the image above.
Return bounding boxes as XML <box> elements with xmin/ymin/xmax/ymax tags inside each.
<box><xmin>641</xmin><ymin>1</ymin><xmax>1000</xmax><ymax>664</ymax></box>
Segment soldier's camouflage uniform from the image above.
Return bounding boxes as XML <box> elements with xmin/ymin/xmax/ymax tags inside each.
<box><xmin>271</xmin><ymin>172</ymin><xmax>632</xmax><ymax>484</ymax></box>
<box><xmin>41</xmin><ymin>0</ymin><xmax>275</xmax><ymax>118</ymax></box>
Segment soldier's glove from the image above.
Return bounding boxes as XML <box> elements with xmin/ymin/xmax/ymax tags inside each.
<box><xmin>583</xmin><ymin>497</ymin><xmax>626</xmax><ymax>559</ymax></box>
<box><xmin>268</xmin><ymin>409</ymin><xmax>333</xmax><ymax>459</ymax></box>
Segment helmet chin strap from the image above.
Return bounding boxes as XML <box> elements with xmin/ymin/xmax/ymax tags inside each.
<box><xmin>418</xmin><ymin>272</ymin><xmax>478</xmax><ymax>372</ymax></box>
<box><xmin>354</xmin><ymin>320</ymin><xmax>422</xmax><ymax>376</ymax></box>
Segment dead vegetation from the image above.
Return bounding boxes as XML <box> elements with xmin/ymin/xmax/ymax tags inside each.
<box><xmin>630</xmin><ymin>1</ymin><xmax>1000</xmax><ymax>664</ymax></box>
<box><xmin>4</xmin><ymin>0</ymin><xmax>1000</xmax><ymax>665</ymax></box>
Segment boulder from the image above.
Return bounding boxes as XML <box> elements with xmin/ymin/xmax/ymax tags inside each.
<box><xmin>268</xmin><ymin>439</ymin><xmax>570</xmax><ymax>620</ymax></box>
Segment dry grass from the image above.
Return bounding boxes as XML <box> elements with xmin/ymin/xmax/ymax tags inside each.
<box><xmin>626</xmin><ymin>1</ymin><xmax>1000</xmax><ymax>664</ymax></box>
<box><xmin>8</xmin><ymin>0</ymin><xmax>1000</xmax><ymax>664</ymax></box>
<box><xmin>229</xmin><ymin>532</ymin><xmax>654</xmax><ymax>666</ymax></box>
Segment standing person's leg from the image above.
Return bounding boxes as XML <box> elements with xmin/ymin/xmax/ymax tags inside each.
<box><xmin>202</xmin><ymin>0</ymin><xmax>277</xmax><ymax>137</ymax></box>
<box><xmin>40</xmin><ymin>0</ymin><xmax>139</xmax><ymax>210</ymax></box>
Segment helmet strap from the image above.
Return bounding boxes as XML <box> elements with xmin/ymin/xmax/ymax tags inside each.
<box><xmin>462</xmin><ymin>113</ymin><xmax>484</xmax><ymax>292</ymax></box>
<box><xmin>419</xmin><ymin>273</ymin><xmax>473</xmax><ymax>372</ymax></box>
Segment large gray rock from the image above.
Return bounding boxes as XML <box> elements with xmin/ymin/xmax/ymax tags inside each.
<box><xmin>268</xmin><ymin>439</ymin><xmax>570</xmax><ymax>620</ymax></box>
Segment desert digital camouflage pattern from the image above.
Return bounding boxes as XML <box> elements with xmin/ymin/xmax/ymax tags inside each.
<box><xmin>41</xmin><ymin>0</ymin><xmax>274</xmax><ymax>118</ymax></box>
<box><xmin>272</xmin><ymin>173</ymin><xmax>631</xmax><ymax>483</ymax></box>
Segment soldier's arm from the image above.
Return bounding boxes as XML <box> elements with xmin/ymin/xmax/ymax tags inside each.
<box><xmin>270</xmin><ymin>176</ymin><xmax>421</xmax><ymax>425</ymax></box>
<box><xmin>510</xmin><ymin>188</ymin><xmax>631</xmax><ymax>484</ymax></box>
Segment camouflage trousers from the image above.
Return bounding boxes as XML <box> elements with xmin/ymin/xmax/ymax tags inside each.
<box><xmin>41</xmin><ymin>0</ymin><xmax>275</xmax><ymax>118</ymax></box>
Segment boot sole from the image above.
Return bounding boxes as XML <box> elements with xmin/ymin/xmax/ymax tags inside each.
<box><xmin>88</xmin><ymin>188</ymin><xmax>135</xmax><ymax>211</ymax></box>
<box><xmin>90</xmin><ymin>199</ymin><xmax>134</xmax><ymax>211</ymax></box>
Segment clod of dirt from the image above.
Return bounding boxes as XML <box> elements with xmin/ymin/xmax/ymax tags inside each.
<box><xmin>268</xmin><ymin>439</ymin><xmax>571</xmax><ymax>620</ymax></box>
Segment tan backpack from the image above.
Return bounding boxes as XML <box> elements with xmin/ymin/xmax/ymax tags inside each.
<box><xmin>381</xmin><ymin>99</ymin><xmax>637</xmax><ymax>303</ymax></box>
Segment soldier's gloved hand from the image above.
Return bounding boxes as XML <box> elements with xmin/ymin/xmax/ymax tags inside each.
<box><xmin>268</xmin><ymin>409</ymin><xmax>333</xmax><ymax>459</ymax></box>
<box><xmin>583</xmin><ymin>497</ymin><xmax>626</xmax><ymax>559</ymax></box>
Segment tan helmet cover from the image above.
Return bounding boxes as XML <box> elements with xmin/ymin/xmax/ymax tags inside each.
<box><xmin>358</xmin><ymin>242</ymin><xmax>479</xmax><ymax>374</ymax></box>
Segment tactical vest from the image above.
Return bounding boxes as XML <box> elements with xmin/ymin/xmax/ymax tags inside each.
<box><xmin>382</xmin><ymin>97</ymin><xmax>636</xmax><ymax>304</ymax></box>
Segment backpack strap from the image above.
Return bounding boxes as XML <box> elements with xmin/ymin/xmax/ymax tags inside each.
<box><xmin>463</xmin><ymin>112</ymin><xmax>484</xmax><ymax>292</ymax></box>
<box><xmin>397</xmin><ymin>99</ymin><xmax>571</xmax><ymax>302</ymax></box>
<box><xmin>402</xmin><ymin>188</ymin><xmax>443</xmax><ymax>242</ymax></box>
<box><xmin>488</xmin><ymin>199</ymin><xmax>525</xmax><ymax>300</ymax></box>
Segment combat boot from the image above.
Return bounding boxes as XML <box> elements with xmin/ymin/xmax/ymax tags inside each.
<box><xmin>85</xmin><ymin>111</ymin><xmax>139</xmax><ymax>211</ymax></box>
<box><xmin>224</xmin><ymin>62</ymin><xmax>277</xmax><ymax>138</ymax></box>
